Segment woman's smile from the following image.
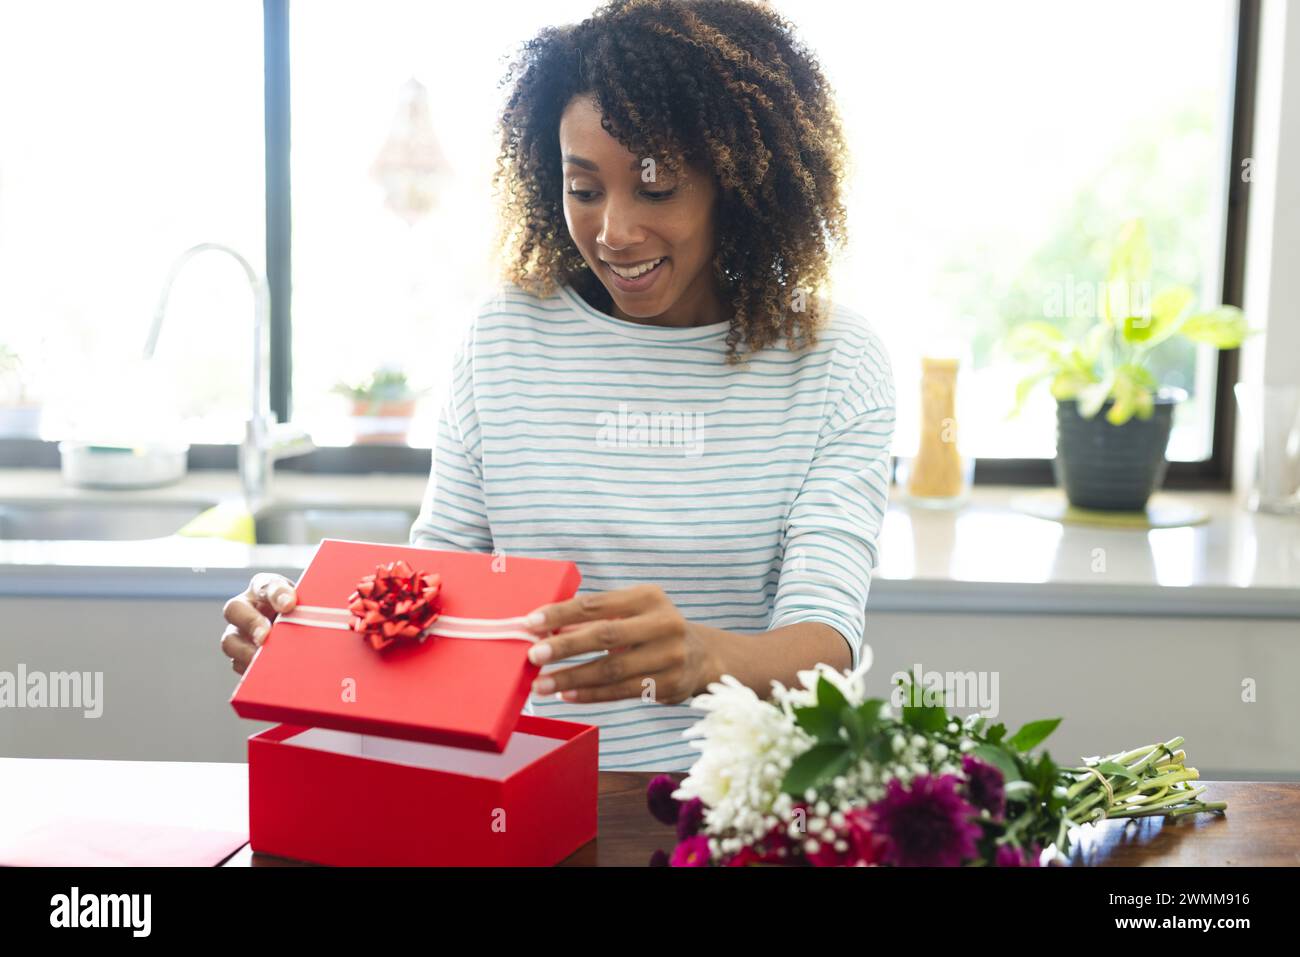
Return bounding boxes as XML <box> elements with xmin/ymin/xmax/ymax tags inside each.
<box><xmin>603</xmin><ymin>255</ymin><xmax>668</xmax><ymax>292</ymax></box>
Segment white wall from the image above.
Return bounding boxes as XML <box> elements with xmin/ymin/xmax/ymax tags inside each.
<box><xmin>861</xmin><ymin>610</ymin><xmax>1298</xmax><ymax>781</ymax></box>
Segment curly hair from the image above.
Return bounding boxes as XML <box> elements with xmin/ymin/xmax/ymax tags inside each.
<box><xmin>492</xmin><ymin>0</ymin><xmax>851</xmax><ymax>363</ymax></box>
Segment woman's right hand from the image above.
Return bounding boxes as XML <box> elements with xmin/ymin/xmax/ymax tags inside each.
<box><xmin>221</xmin><ymin>572</ymin><xmax>297</xmax><ymax>675</ymax></box>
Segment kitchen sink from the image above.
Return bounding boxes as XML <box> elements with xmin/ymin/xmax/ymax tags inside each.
<box><xmin>252</xmin><ymin>504</ymin><xmax>420</xmax><ymax>546</ymax></box>
<box><xmin>0</xmin><ymin>501</ymin><xmax>216</xmax><ymax>541</ymax></box>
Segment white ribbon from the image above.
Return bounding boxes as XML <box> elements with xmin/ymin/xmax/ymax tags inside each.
<box><xmin>275</xmin><ymin>605</ymin><xmax>539</xmax><ymax>643</ymax></box>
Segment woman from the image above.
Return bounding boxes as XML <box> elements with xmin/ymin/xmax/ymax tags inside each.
<box><xmin>221</xmin><ymin>0</ymin><xmax>895</xmax><ymax>772</ymax></box>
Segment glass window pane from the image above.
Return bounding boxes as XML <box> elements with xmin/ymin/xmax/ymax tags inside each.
<box><xmin>0</xmin><ymin>1</ymin><xmax>265</xmax><ymax>445</ymax></box>
<box><xmin>775</xmin><ymin>0</ymin><xmax>1236</xmax><ymax>461</ymax></box>
<box><xmin>290</xmin><ymin>1</ymin><xmax>597</xmax><ymax>448</ymax></box>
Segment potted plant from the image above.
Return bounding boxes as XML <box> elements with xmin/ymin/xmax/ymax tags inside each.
<box><xmin>331</xmin><ymin>364</ymin><xmax>430</xmax><ymax>445</ymax></box>
<box><xmin>1005</xmin><ymin>220</ymin><xmax>1253</xmax><ymax>511</ymax></box>
<box><xmin>0</xmin><ymin>343</ymin><xmax>44</xmax><ymax>438</ymax></box>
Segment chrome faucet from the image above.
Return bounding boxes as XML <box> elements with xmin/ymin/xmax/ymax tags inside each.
<box><xmin>144</xmin><ymin>242</ymin><xmax>315</xmax><ymax>511</ymax></box>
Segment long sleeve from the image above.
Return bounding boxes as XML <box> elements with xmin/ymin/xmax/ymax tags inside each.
<box><xmin>767</xmin><ymin>326</ymin><xmax>896</xmax><ymax>669</ymax></box>
<box><xmin>408</xmin><ymin>321</ymin><xmax>494</xmax><ymax>554</ymax></box>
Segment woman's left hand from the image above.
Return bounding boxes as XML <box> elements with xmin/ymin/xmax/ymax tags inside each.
<box><xmin>523</xmin><ymin>584</ymin><xmax>719</xmax><ymax>705</ymax></box>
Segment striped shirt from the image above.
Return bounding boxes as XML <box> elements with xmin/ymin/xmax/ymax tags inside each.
<box><xmin>408</xmin><ymin>281</ymin><xmax>895</xmax><ymax>771</ymax></box>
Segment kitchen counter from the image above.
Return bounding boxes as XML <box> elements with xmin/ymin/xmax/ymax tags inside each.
<box><xmin>2</xmin><ymin>467</ymin><xmax>1299</xmax><ymax>617</ymax></box>
<box><xmin>0</xmin><ymin>757</ymin><xmax>1292</xmax><ymax>866</ymax></box>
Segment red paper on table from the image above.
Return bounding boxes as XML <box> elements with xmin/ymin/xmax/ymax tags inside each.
<box><xmin>230</xmin><ymin>541</ymin><xmax>581</xmax><ymax>753</ymax></box>
<box><xmin>0</xmin><ymin>818</ymin><xmax>247</xmax><ymax>867</ymax></box>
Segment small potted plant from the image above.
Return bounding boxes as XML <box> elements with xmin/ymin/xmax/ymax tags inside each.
<box><xmin>0</xmin><ymin>342</ymin><xmax>44</xmax><ymax>438</ymax></box>
<box><xmin>331</xmin><ymin>364</ymin><xmax>430</xmax><ymax>445</ymax></box>
<box><xmin>1005</xmin><ymin>220</ymin><xmax>1253</xmax><ymax>511</ymax></box>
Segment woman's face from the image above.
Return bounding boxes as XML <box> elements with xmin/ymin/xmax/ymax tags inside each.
<box><xmin>558</xmin><ymin>95</ymin><xmax>724</xmax><ymax>327</ymax></box>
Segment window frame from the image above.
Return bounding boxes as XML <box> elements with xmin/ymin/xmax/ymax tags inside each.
<box><xmin>0</xmin><ymin>0</ymin><xmax>1260</xmax><ymax>484</ymax></box>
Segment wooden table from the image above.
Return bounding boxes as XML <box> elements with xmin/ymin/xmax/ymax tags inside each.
<box><xmin>2</xmin><ymin>760</ymin><xmax>1296</xmax><ymax>866</ymax></box>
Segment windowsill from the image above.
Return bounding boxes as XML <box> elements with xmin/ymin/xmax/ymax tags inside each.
<box><xmin>1</xmin><ymin>469</ymin><xmax>1297</xmax><ymax>618</ymax></box>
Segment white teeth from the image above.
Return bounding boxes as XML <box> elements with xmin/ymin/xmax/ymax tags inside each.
<box><xmin>607</xmin><ymin>257</ymin><xmax>663</xmax><ymax>279</ymax></box>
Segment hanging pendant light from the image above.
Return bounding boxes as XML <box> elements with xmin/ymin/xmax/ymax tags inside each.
<box><xmin>369</xmin><ymin>77</ymin><xmax>452</xmax><ymax>225</ymax></box>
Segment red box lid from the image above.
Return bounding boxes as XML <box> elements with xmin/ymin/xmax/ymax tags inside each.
<box><xmin>230</xmin><ymin>540</ymin><xmax>581</xmax><ymax>752</ymax></box>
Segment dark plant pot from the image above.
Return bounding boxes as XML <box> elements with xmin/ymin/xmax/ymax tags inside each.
<box><xmin>1053</xmin><ymin>393</ymin><xmax>1181</xmax><ymax>511</ymax></box>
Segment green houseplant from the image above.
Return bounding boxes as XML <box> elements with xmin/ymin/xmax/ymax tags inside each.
<box><xmin>0</xmin><ymin>342</ymin><xmax>44</xmax><ymax>438</ymax></box>
<box><xmin>1006</xmin><ymin>220</ymin><xmax>1253</xmax><ymax>510</ymax></box>
<box><xmin>331</xmin><ymin>365</ymin><xmax>430</xmax><ymax>445</ymax></box>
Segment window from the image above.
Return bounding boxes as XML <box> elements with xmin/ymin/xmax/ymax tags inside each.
<box><xmin>0</xmin><ymin>1</ymin><xmax>265</xmax><ymax>446</ymax></box>
<box><xmin>773</xmin><ymin>0</ymin><xmax>1241</xmax><ymax>465</ymax></box>
<box><xmin>288</xmin><ymin>1</ymin><xmax>598</xmax><ymax>448</ymax></box>
<box><xmin>2</xmin><ymin>0</ymin><xmax>1253</xmax><ymax>485</ymax></box>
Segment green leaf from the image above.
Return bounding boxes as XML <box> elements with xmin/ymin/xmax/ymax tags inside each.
<box><xmin>1105</xmin><ymin>220</ymin><xmax>1152</xmax><ymax>325</ymax></box>
<box><xmin>985</xmin><ymin>723</ymin><xmax>1007</xmax><ymax>745</ymax></box>
<box><xmin>1006</xmin><ymin>321</ymin><xmax>1067</xmax><ymax>360</ymax></box>
<box><xmin>1050</xmin><ymin>347</ymin><xmax>1102</xmax><ymax>403</ymax></box>
<box><xmin>894</xmin><ymin>673</ymin><xmax>921</xmax><ymax>707</ymax></box>
<box><xmin>1103</xmin><ymin>364</ymin><xmax>1157</xmax><ymax>426</ymax></box>
<box><xmin>1080</xmin><ymin>323</ymin><xmax>1110</xmax><ymax>365</ymax></box>
<box><xmin>1007</xmin><ymin>717</ymin><xmax>1062</xmax><ymax>753</ymax></box>
<box><xmin>1129</xmin><ymin>285</ymin><xmax>1194</xmax><ymax>348</ymax></box>
<box><xmin>1010</xmin><ymin>370</ymin><xmax>1050</xmax><ymax>419</ymax></box>
<box><xmin>1027</xmin><ymin>751</ymin><xmax>1059</xmax><ymax>794</ymax></box>
<box><xmin>840</xmin><ymin>705</ymin><xmax>867</xmax><ymax>748</ymax></box>
<box><xmin>902</xmin><ymin>705</ymin><xmax>949</xmax><ymax>733</ymax></box>
<box><xmin>1095</xmin><ymin>760</ymin><xmax>1138</xmax><ymax>782</ymax></box>
<box><xmin>1178</xmin><ymin>306</ymin><xmax>1250</xmax><ymax>349</ymax></box>
<box><xmin>895</xmin><ymin>673</ymin><xmax>948</xmax><ymax>731</ymax></box>
<box><xmin>1075</xmin><ymin>376</ymin><xmax>1113</xmax><ymax>419</ymax></box>
<box><xmin>816</xmin><ymin>675</ymin><xmax>848</xmax><ymax>713</ymax></box>
<box><xmin>866</xmin><ymin>735</ymin><xmax>894</xmax><ymax>764</ymax></box>
<box><xmin>972</xmin><ymin>743</ymin><xmax>1022</xmax><ymax>783</ymax></box>
<box><xmin>855</xmin><ymin>698</ymin><xmax>886</xmax><ymax>732</ymax></box>
<box><xmin>793</xmin><ymin>704</ymin><xmax>841</xmax><ymax>744</ymax></box>
<box><xmin>1121</xmin><ymin>314</ymin><xmax>1152</xmax><ymax>344</ymax></box>
<box><xmin>781</xmin><ymin>743</ymin><xmax>854</xmax><ymax>796</ymax></box>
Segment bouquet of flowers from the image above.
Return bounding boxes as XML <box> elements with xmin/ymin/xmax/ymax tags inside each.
<box><xmin>647</xmin><ymin>661</ymin><xmax>1227</xmax><ymax>867</ymax></box>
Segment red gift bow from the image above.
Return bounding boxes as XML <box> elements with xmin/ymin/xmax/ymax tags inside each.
<box><xmin>346</xmin><ymin>559</ymin><xmax>443</xmax><ymax>651</ymax></box>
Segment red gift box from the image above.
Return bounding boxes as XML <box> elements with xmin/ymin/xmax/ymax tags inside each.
<box><xmin>230</xmin><ymin>540</ymin><xmax>598</xmax><ymax>866</ymax></box>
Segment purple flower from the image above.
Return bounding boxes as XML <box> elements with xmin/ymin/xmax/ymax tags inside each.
<box><xmin>995</xmin><ymin>842</ymin><xmax>1042</xmax><ymax>867</ymax></box>
<box><xmin>961</xmin><ymin>754</ymin><xmax>1006</xmax><ymax>821</ymax></box>
<box><xmin>670</xmin><ymin>835</ymin><xmax>712</xmax><ymax>867</ymax></box>
<box><xmin>649</xmin><ymin>849</ymin><xmax>670</xmax><ymax>867</ymax></box>
<box><xmin>869</xmin><ymin>774</ymin><xmax>984</xmax><ymax>867</ymax></box>
<box><xmin>646</xmin><ymin>774</ymin><xmax>681</xmax><ymax>826</ymax></box>
<box><xmin>676</xmin><ymin>797</ymin><xmax>706</xmax><ymax>840</ymax></box>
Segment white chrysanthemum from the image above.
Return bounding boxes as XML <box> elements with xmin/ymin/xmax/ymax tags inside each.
<box><xmin>672</xmin><ymin>675</ymin><xmax>811</xmax><ymax>840</ymax></box>
<box><xmin>770</xmin><ymin>651</ymin><xmax>874</xmax><ymax>714</ymax></box>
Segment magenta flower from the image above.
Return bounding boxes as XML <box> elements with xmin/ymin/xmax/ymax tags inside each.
<box><xmin>995</xmin><ymin>842</ymin><xmax>1043</xmax><ymax>867</ymax></box>
<box><xmin>670</xmin><ymin>835</ymin><xmax>712</xmax><ymax>867</ymax></box>
<box><xmin>843</xmin><ymin>807</ymin><xmax>890</xmax><ymax>865</ymax></box>
<box><xmin>646</xmin><ymin>774</ymin><xmax>681</xmax><ymax>826</ymax></box>
<box><xmin>961</xmin><ymin>754</ymin><xmax>1006</xmax><ymax>821</ymax></box>
<box><xmin>754</xmin><ymin>819</ymin><xmax>799</xmax><ymax>864</ymax></box>
<box><xmin>805</xmin><ymin>837</ymin><xmax>850</xmax><ymax>867</ymax></box>
<box><xmin>799</xmin><ymin>805</ymin><xmax>890</xmax><ymax>867</ymax></box>
<box><xmin>724</xmin><ymin>845</ymin><xmax>762</xmax><ymax>867</ymax></box>
<box><xmin>676</xmin><ymin>797</ymin><xmax>706</xmax><ymax>840</ymax></box>
<box><xmin>869</xmin><ymin>774</ymin><xmax>984</xmax><ymax>867</ymax></box>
